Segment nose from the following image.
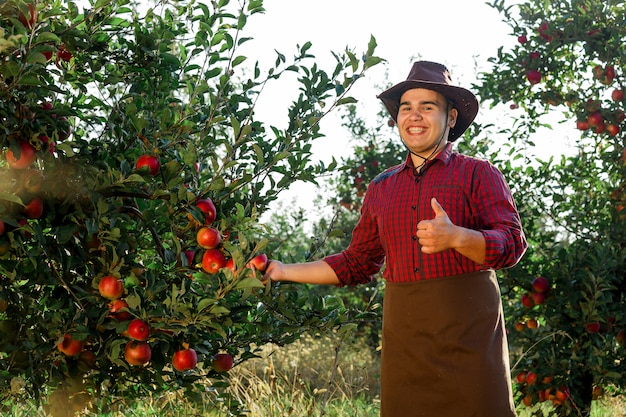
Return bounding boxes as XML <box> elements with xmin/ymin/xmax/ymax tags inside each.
<box><xmin>408</xmin><ymin>108</ymin><xmax>423</xmax><ymax>120</ymax></box>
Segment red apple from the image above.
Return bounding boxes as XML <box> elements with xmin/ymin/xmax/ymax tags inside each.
<box><xmin>587</xmin><ymin>111</ymin><xmax>603</xmax><ymax>127</ymax></box>
<box><xmin>612</xmin><ymin>89</ymin><xmax>624</xmax><ymax>102</ymax></box>
<box><xmin>6</xmin><ymin>141</ymin><xmax>36</xmax><ymax>169</ymax></box>
<box><xmin>0</xmin><ymin>221</ymin><xmax>5</xmax><ymax>236</ymax></box>
<box><xmin>211</xmin><ymin>353</ymin><xmax>233</xmax><ymax>372</ymax></box>
<box><xmin>514</xmin><ymin>322</ymin><xmax>525</xmax><ymax>332</ymax></box>
<box><xmin>517</xmin><ymin>35</ymin><xmax>527</xmax><ymax>43</ymax></box>
<box><xmin>526</xmin><ymin>70</ymin><xmax>542</xmax><ymax>85</ymax></box>
<box><xmin>201</xmin><ymin>248</ymin><xmax>226</xmax><ymax>274</ymax></box>
<box><xmin>78</xmin><ymin>349</ymin><xmax>96</xmax><ymax>369</ymax></box>
<box><xmin>196</xmin><ymin>227</ymin><xmax>221</xmax><ymax>249</ymax></box>
<box><xmin>109</xmin><ymin>299</ymin><xmax>131</xmax><ymax>321</ymax></box>
<box><xmin>527</xmin><ymin>318</ymin><xmax>539</xmax><ymax>329</ymax></box>
<box><xmin>515</xmin><ymin>371</ymin><xmax>527</xmax><ymax>384</ymax></box>
<box><xmin>616</xmin><ymin>329</ymin><xmax>626</xmax><ymax>346</ymax></box>
<box><xmin>555</xmin><ymin>386</ymin><xmax>570</xmax><ymax>402</ymax></box>
<box><xmin>532</xmin><ymin>276</ymin><xmax>550</xmax><ymax>293</ymax></box>
<box><xmin>135</xmin><ymin>155</ymin><xmax>160</xmax><ymax>176</ymax></box>
<box><xmin>586</xmin><ymin>322</ymin><xmax>601</xmax><ymax>333</ymax></box>
<box><xmin>178</xmin><ymin>250</ymin><xmax>196</xmax><ymax>267</ymax></box>
<box><xmin>127</xmin><ymin>318</ymin><xmax>150</xmax><ymax>341</ymax></box>
<box><xmin>247</xmin><ymin>253</ymin><xmax>269</xmax><ymax>272</ymax></box>
<box><xmin>521</xmin><ymin>293</ymin><xmax>534</xmax><ymax>308</ymax></box>
<box><xmin>531</xmin><ymin>292</ymin><xmax>546</xmax><ymax>305</ymax></box>
<box><xmin>58</xmin><ymin>334</ymin><xmax>84</xmax><ymax>356</ymax></box>
<box><xmin>576</xmin><ymin>120</ymin><xmax>589</xmax><ymax>131</ymax></box>
<box><xmin>196</xmin><ymin>198</ymin><xmax>217</xmax><ymax>224</ymax></box>
<box><xmin>225</xmin><ymin>258</ymin><xmax>235</xmax><ymax>271</ymax></box>
<box><xmin>526</xmin><ymin>371</ymin><xmax>538</xmax><ymax>385</ymax></box>
<box><xmin>124</xmin><ymin>341</ymin><xmax>151</xmax><ymax>366</ymax></box>
<box><xmin>98</xmin><ymin>275</ymin><xmax>124</xmax><ymax>300</ymax></box>
<box><xmin>172</xmin><ymin>348</ymin><xmax>198</xmax><ymax>372</ymax></box>
<box><xmin>23</xmin><ymin>197</ymin><xmax>43</xmax><ymax>219</ymax></box>
<box><xmin>606</xmin><ymin>124</ymin><xmax>620</xmax><ymax>137</ymax></box>
<box><xmin>56</xmin><ymin>44</ymin><xmax>72</xmax><ymax>63</ymax></box>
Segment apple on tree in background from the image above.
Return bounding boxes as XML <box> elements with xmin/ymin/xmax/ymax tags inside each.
<box><xmin>172</xmin><ymin>347</ymin><xmax>198</xmax><ymax>372</ymax></box>
<box><xmin>6</xmin><ymin>141</ymin><xmax>36</xmax><ymax>169</ymax></box>
<box><xmin>586</xmin><ymin>322</ymin><xmax>601</xmax><ymax>334</ymax></box>
<box><xmin>196</xmin><ymin>227</ymin><xmax>221</xmax><ymax>249</ymax></box>
<box><xmin>127</xmin><ymin>318</ymin><xmax>150</xmax><ymax>341</ymax></box>
<box><xmin>606</xmin><ymin>124</ymin><xmax>620</xmax><ymax>137</ymax></box>
<box><xmin>211</xmin><ymin>353</ymin><xmax>233</xmax><ymax>372</ymax></box>
<box><xmin>532</xmin><ymin>276</ymin><xmax>550</xmax><ymax>293</ymax></box>
<box><xmin>201</xmin><ymin>249</ymin><xmax>226</xmax><ymax>274</ymax></box>
<box><xmin>58</xmin><ymin>334</ymin><xmax>84</xmax><ymax>356</ymax></box>
<box><xmin>109</xmin><ymin>299</ymin><xmax>131</xmax><ymax>321</ymax></box>
<box><xmin>124</xmin><ymin>341</ymin><xmax>151</xmax><ymax>366</ymax></box>
<box><xmin>526</xmin><ymin>70</ymin><xmax>542</xmax><ymax>85</ymax></box>
<box><xmin>98</xmin><ymin>275</ymin><xmax>124</xmax><ymax>300</ymax></box>
<box><xmin>612</xmin><ymin>88</ymin><xmax>624</xmax><ymax>102</ymax></box>
<box><xmin>195</xmin><ymin>198</ymin><xmax>217</xmax><ymax>224</ymax></box>
<box><xmin>135</xmin><ymin>154</ymin><xmax>160</xmax><ymax>176</ymax></box>
<box><xmin>23</xmin><ymin>197</ymin><xmax>43</xmax><ymax>219</ymax></box>
<box><xmin>521</xmin><ymin>293</ymin><xmax>534</xmax><ymax>308</ymax></box>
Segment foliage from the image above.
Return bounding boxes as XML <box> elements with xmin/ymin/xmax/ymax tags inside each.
<box><xmin>0</xmin><ymin>0</ymin><xmax>383</xmax><ymax>414</ymax></box>
<box><xmin>475</xmin><ymin>0</ymin><xmax>626</xmax><ymax>415</ymax></box>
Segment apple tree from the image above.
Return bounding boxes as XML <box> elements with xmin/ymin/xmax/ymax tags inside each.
<box><xmin>0</xmin><ymin>0</ymin><xmax>383</xmax><ymax>414</ymax></box>
<box><xmin>475</xmin><ymin>0</ymin><xmax>626</xmax><ymax>415</ymax></box>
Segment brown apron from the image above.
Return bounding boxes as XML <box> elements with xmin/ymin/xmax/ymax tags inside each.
<box><xmin>380</xmin><ymin>271</ymin><xmax>517</xmax><ymax>417</ymax></box>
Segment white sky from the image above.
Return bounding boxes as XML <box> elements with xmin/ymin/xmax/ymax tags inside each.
<box><xmin>242</xmin><ymin>0</ymin><xmax>539</xmax><ymax>221</ymax></box>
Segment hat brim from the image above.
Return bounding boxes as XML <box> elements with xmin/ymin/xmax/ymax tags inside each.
<box><xmin>377</xmin><ymin>80</ymin><xmax>479</xmax><ymax>142</ymax></box>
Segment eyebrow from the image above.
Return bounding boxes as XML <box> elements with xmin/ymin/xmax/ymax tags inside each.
<box><xmin>399</xmin><ymin>99</ymin><xmax>441</xmax><ymax>107</ymax></box>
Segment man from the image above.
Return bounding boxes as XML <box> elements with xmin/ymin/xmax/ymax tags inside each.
<box><xmin>263</xmin><ymin>61</ymin><xmax>527</xmax><ymax>416</ymax></box>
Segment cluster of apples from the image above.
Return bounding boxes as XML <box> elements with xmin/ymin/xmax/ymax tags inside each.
<box><xmin>14</xmin><ymin>2</ymin><xmax>73</xmax><ymax>65</ymax></box>
<box><xmin>515</xmin><ymin>370</ymin><xmax>570</xmax><ymax>407</ymax></box>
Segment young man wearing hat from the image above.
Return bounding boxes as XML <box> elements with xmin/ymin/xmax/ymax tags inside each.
<box><xmin>263</xmin><ymin>61</ymin><xmax>527</xmax><ymax>416</ymax></box>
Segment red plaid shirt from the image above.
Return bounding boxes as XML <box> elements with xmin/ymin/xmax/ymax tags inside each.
<box><xmin>324</xmin><ymin>143</ymin><xmax>527</xmax><ymax>285</ymax></box>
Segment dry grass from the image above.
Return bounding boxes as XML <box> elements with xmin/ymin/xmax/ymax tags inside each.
<box><xmin>226</xmin><ymin>333</ymin><xmax>381</xmax><ymax>417</ymax></box>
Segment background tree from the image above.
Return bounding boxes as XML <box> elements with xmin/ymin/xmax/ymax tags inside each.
<box><xmin>474</xmin><ymin>0</ymin><xmax>626</xmax><ymax>415</ymax></box>
<box><xmin>0</xmin><ymin>0</ymin><xmax>382</xmax><ymax>414</ymax></box>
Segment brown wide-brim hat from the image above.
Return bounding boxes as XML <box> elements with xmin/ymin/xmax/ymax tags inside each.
<box><xmin>377</xmin><ymin>61</ymin><xmax>479</xmax><ymax>142</ymax></box>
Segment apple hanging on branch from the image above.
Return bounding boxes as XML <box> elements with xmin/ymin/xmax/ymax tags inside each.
<box><xmin>211</xmin><ymin>353</ymin><xmax>234</xmax><ymax>373</ymax></box>
<box><xmin>126</xmin><ymin>318</ymin><xmax>150</xmax><ymax>341</ymax></box>
<box><xmin>172</xmin><ymin>347</ymin><xmax>198</xmax><ymax>372</ymax></box>
<box><xmin>124</xmin><ymin>341</ymin><xmax>151</xmax><ymax>366</ymax></box>
<box><xmin>98</xmin><ymin>275</ymin><xmax>124</xmax><ymax>300</ymax></box>
<box><xmin>135</xmin><ymin>154</ymin><xmax>160</xmax><ymax>176</ymax></box>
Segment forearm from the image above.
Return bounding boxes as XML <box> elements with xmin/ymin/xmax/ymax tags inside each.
<box><xmin>453</xmin><ymin>226</ymin><xmax>486</xmax><ymax>265</ymax></box>
<box><xmin>266</xmin><ymin>260</ymin><xmax>340</xmax><ymax>285</ymax></box>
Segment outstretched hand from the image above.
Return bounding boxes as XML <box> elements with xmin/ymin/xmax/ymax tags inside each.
<box><xmin>416</xmin><ymin>198</ymin><xmax>457</xmax><ymax>254</ymax></box>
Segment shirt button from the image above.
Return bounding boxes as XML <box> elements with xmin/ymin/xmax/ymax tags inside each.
<box><xmin>414</xmin><ymin>267</ymin><xmax>420</xmax><ymax>273</ymax></box>
<box><xmin>412</xmin><ymin>235</ymin><xmax>417</xmax><ymax>241</ymax></box>
<box><xmin>411</xmin><ymin>205</ymin><xmax>416</xmax><ymax>210</ymax></box>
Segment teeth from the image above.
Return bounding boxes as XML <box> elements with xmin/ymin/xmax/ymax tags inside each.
<box><xmin>408</xmin><ymin>127</ymin><xmax>425</xmax><ymax>133</ymax></box>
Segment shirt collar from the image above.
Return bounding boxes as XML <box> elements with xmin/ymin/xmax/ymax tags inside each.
<box><xmin>401</xmin><ymin>142</ymin><xmax>454</xmax><ymax>171</ymax></box>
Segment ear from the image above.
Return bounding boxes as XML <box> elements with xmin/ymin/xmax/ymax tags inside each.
<box><xmin>448</xmin><ymin>108</ymin><xmax>458</xmax><ymax>128</ymax></box>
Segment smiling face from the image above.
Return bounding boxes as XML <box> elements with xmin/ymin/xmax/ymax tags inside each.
<box><xmin>396</xmin><ymin>88</ymin><xmax>458</xmax><ymax>164</ymax></box>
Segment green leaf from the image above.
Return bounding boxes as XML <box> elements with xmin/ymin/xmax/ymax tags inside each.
<box><xmin>234</xmin><ymin>277</ymin><xmax>265</xmax><ymax>290</ymax></box>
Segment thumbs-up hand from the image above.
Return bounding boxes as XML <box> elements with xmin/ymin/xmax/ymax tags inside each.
<box><xmin>416</xmin><ymin>198</ymin><xmax>457</xmax><ymax>254</ymax></box>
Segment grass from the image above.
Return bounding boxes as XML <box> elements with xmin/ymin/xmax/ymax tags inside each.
<box><xmin>2</xmin><ymin>333</ymin><xmax>625</xmax><ymax>416</ymax></box>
